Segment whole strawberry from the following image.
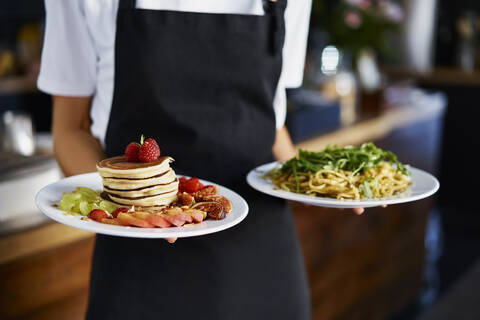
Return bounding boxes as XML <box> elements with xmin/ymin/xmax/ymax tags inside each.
<box><xmin>124</xmin><ymin>142</ymin><xmax>140</xmax><ymax>162</ymax></box>
<box><xmin>139</xmin><ymin>137</ymin><xmax>161</xmax><ymax>163</ymax></box>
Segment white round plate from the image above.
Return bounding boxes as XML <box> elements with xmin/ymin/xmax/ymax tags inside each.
<box><xmin>36</xmin><ymin>172</ymin><xmax>248</xmax><ymax>238</ymax></box>
<box><xmin>246</xmin><ymin>162</ymin><xmax>439</xmax><ymax>208</ymax></box>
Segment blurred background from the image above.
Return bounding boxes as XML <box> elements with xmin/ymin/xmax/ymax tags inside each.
<box><xmin>1</xmin><ymin>0</ymin><xmax>479</xmax><ymax>319</ymax></box>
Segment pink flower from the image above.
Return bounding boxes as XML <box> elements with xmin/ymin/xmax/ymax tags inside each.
<box><xmin>380</xmin><ymin>1</ymin><xmax>404</xmax><ymax>22</ymax></box>
<box><xmin>344</xmin><ymin>10</ymin><xmax>362</xmax><ymax>29</ymax></box>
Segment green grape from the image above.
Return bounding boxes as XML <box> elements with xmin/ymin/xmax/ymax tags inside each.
<box><xmin>59</xmin><ymin>198</ymin><xmax>75</xmax><ymax>212</ymax></box>
<box><xmin>59</xmin><ymin>187</ymin><xmax>114</xmax><ymax>215</ymax></box>
<box><xmin>72</xmin><ymin>201</ymin><xmax>81</xmax><ymax>214</ymax></box>
<box><xmin>76</xmin><ymin>187</ymin><xmax>99</xmax><ymax>201</ymax></box>
<box><xmin>79</xmin><ymin>201</ymin><xmax>93</xmax><ymax>216</ymax></box>
<box><xmin>91</xmin><ymin>202</ymin><xmax>101</xmax><ymax>209</ymax></box>
<box><xmin>98</xmin><ymin>200</ymin><xmax>118</xmax><ymax>213</ymax></box>
<box><xmin>63</xmin><ymin>192</ymin><xmax>82</xmax><ymax>202</ymax></box>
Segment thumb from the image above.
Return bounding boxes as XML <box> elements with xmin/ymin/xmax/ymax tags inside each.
<box><xmin>352</xmin><ymin>207</ymin><xmax>365</xmax><ymax>215</ymax></box>
<box><xmin>165</xmin><ymin>237</ymin><xmax>177</xmax><ymax>243</ymax></box>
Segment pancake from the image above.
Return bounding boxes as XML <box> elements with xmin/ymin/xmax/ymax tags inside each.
<box><xmin>97</xmin><ymin>155</ymin><xmax>174</xmax><ymax>179</ymax></box>
<box><xmin>104</xmin><ymin>179</ymin><xmax>179</xmax><ymax>197</ymax></box>
<box><xmin>107</xmin><ymin>189</ymin><xmax>178</xmax><ymax>207</ymax></box>
<box><xmin>101</xmin><ymin>170</ymin><xmax>177</xmax><ymax>190</ymax></box>
<box><xmin>97</xmin><ymin>155</ymin><xmax>179</xmax><ymax>207</ymax></box>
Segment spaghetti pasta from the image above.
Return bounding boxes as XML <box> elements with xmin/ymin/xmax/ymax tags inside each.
<box><xmin>268</xmin><ymin>143</ymin><xmax>411</xmax><ymax>200</ymax></box>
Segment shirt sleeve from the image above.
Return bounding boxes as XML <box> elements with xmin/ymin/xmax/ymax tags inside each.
<box><xmin>37</xmin><ymin>0</ymin><xmax>97</xmax><ymax>96</ymax></box>
<box><xmin>282</xmin><ymin>0</ymin><xmax>311</xmax><ymax>88</ymax></box>
<box><xmin>273</xmin><ymin>0</ymin><xmax>311</xmax><ymax>129</ymax></box>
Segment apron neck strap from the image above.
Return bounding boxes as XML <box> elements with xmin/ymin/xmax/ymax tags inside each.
<box><xmin>119</xmin><ymin>0</ymin><xmax>135</xmax><ymax>10</ymax></box>
<box><xmin>264</xmin><ymin>0</ymin><xmax>287</xmax><ymax>11</ymax></box>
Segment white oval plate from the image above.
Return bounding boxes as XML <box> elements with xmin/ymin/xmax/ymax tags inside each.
<box><xmin>246</xmin><ymin>162</ymin><xmax>439</xmax><ymax>208</ymax></box>
<box><xmin>36</xmin><ymin>172</ymin><xmax>248</xmax><ymax>238</ymax></box>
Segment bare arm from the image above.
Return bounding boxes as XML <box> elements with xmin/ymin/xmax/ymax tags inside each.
<box><xmin>272</xmin><ymin>125</ymin><xmax>296</xmax><ymax>161</ymax></box>
<box><xmin>52</xmin><ymin>96</ymin><xmax>105</xmax><ymax>177</ymax></box>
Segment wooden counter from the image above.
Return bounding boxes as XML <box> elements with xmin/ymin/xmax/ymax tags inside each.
<box><xmin>383</xmin><ymin>66</ymin><xmax>480</xmax><ymax>87</ymax></box>
<box><xmin>0</xmin><ymin>224</ymin><xmax>94</xmax><ymax>320</ymax></box>
<box><xmin>0</xmin><ymin>105</ymin><xmax>441</xmax><ymax>319</ymax></box>
<box><xmin>293</xmin><ymin>200</ymin><xmax>431</xmax><ymax>319</ymax></box>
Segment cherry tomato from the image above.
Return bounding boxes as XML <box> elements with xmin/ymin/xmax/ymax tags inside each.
<box><xmin>111</xmin><ymin>207</ymin><xmax>129</xmax><ymax>218</ymax></box>
<box><xmin>88</xmin><ymin>209</ymin><xmax>110</xmax><ymax>222</ymax></box>
<box><xmin>182</xmin><ymin>177</ymin><xmax>203</xmax><ymax>194</ymax></box>
<box><xmin>178</xmin><ymin>176</ymin><xmax>188</xmax><ymax>192</ymax></box>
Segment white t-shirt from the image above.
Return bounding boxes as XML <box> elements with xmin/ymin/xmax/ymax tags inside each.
<box><xmin>38</xmin><ymin>0</ymin><xmax>311</xmax><ymax>147</ymax></box>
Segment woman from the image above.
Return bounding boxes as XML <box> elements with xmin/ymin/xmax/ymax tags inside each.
<box><xmin>39</xmin><ymin>0</ymin><xmax>316</xmax><ymax>318</ymax></box>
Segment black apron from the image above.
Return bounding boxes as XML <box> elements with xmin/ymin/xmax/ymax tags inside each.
<box><xmin>87</xmin><ymin>1</ymin><xmax>310</xmax><ymax>319</ymax></box>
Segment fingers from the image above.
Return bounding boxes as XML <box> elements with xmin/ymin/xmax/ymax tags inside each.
<box><xmin>165</xmin><ymin>237</ymin><xmax>177</xmax><ymax>243</ymax></box>
<box><xmin>352</xmin><ymin>205</ymin><xmax>386</xmax><ymax>215</ymax></box>
<box><xmin>352</xmin><ymin>207</ymin><xmax>364</xmax><ymax>215</ymax></box>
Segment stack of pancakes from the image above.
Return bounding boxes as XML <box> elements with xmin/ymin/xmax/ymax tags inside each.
<box><xmin>97</xmin><ymin>156</ymin><xmax>178</xmax><ymax>207</ymax></box>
